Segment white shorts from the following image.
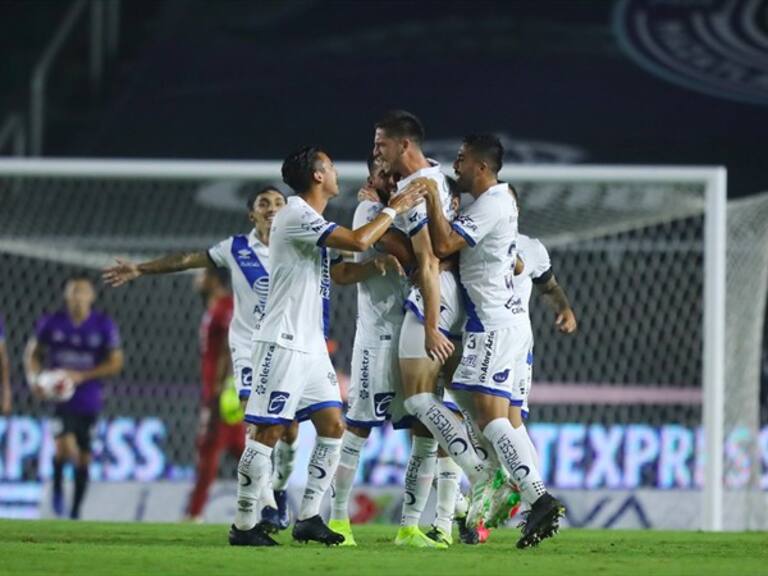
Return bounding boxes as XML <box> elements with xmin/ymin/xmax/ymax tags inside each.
<box><xmin>245</xmin><ymin>341</ymin><xmax>342</xmax><ymax>425</ymax></box>
<box><xmin>231</xmin><ymin>342</ymin><xmax>254</xmax><ymax>400</ymax></box>
<box><xmin>400</xmin><ymin>271</ymin><xmax>465</xmax><ymax>359</ymax></box>
<box><xmin>451</xmin><ymin>324</ymin><xmax>533</xmax><ymax>401</ymax></box>
<box><xmin>345</xmin><ymin>343</ymin><xmax>400</xmax><ymax>428</ymax></box>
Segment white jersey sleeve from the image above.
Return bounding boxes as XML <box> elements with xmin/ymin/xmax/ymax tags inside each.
<box><xmin>207</xmin><ymin>238</ymin><xmax>231</xmax><ymax>268</ymax></box>
<box><xmin>286</xmin><ymin>205</ymin><xmax>338</xmax><ymax>247</ymax></box>
<box><xmin>451</xmin><ymin>192</ymin><xmax>501</xmax><ymax>248</ymax></box>
<box><xmin>526</xmin><ymin>238</ymin><xmax>553</xmax><ymax>284</ymax></box>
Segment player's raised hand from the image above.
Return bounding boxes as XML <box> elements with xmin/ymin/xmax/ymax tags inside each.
<box><xmin>425</xmin><ymin>327</ymin><xmax>455</xmax><ymax>364</ymax></box>
<box><xmin>102</xmin><ymin>258</ymin><xmax>141</xmax><ymax>287</ymax></box>
<box><xmin>555</xmin><ymin>308</ymin><xmax>577</xmax><ymax>334</ymax></box>
<box><xmin>373</xmin><ymin>254</ymin><xmax>405</xmax><ymax>277</ymax></box>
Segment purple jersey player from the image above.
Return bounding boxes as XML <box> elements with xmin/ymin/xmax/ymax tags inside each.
<box><xmin>0</xmin><ymin>314</ymin><xmax>10</xmax><ymax>415</ymax></box>
<box><xmin>24</xmin><ymin>274</ymin><xmax>124</xmax><ymax>519</ymax></box>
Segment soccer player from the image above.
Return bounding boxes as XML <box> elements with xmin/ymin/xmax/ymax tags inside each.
<box><xmin>184</xmin><ymin>268</ymin><xmax>244</xmax><ymax>521</ymax></box>
<box><xmin>327</xmin><ymin>157</ymin><xmax>410</xmax><ymax>546</ymax></box>
<box><xmin>373</xmin><ymin>111</ymin><xmax>497</xmax><ymax>547</ymax></box>
<box><xmin>0</xmin><ymin>314</ymin><xmax>11</xmax><ymax>415</ymax></box>
<box><xmin>24</xmin><ymin>274</ymin><xmax>124</xmax><ymax>519</ymax></box>
<box><xmin>102</xmin><ymin>186</ymin><xmax>299</xmax><ymax>530</ymax></box>
<box><xmin>418</xmin><ymin>134</ymin><xmax>565</xmax><ymax>549</ymax></box>
<box><xmin>229</xmin><ymin>146</ymin><xmax>421</xmax><ymax>547</ymax></box>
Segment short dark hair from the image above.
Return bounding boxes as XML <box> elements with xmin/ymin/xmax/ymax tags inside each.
<box><xmin>281</xmin><ymin>146</ymin><xmax>327</xmax><ymax>193</ymax></box>
<box><xmin>375</xmin><ymin>110</ymin><xmax>425</xmax><ymax>145</ymax></box>
<box><xmin>463</xmin><ymin>134</ymin><xmax>503</xmax><ymax>173</ymax></box>
<box><xmin>246</xmin><ymin>185</ymin><xmax>285</xmax><ymax>211</ymax></box>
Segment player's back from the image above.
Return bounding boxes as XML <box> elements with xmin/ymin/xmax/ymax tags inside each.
<box><xmin>516</xmin><ymin>234</ymin><xmax>552</xmax><ymax>316</ymax></box>
<box><xmin>253</xmin><ymin>196</ymin><xmax>335</xmax><ymax>354</ymax></box>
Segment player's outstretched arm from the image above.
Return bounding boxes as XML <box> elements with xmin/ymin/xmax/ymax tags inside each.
<box><xmin>102</xmin><ymin>251</ymin><xmax>211</xmax><ymax>287</ymax></box>
<box><xmin>536</xmin><ymin>274</ymin><xmax>577</xmax><ymax>334</ymax></box>
<box><xmin>330</xmin><ymin>254</ymin><xmax>405</xmax><ymax>285</ymax></box>
<box><xmin>324</xmin><ymin>187</ymin><xmax>422</xmax><ymax>253</ymax></box>
<box><xmin>0</xmin><ymin>340</ymin><xmax>10</xmax><ymax>415</ymax></box>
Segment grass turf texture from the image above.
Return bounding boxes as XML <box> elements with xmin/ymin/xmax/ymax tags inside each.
<box><xmin>1</xmin><ymin>520</ymin><xmax>766</xmax><ymax>576</ymax></box>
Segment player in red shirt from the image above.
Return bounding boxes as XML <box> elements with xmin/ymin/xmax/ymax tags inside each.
<box><xmin>186</xmin><ymin>267</ymin><xmax>245</xmax><ymax>521</ymax></box>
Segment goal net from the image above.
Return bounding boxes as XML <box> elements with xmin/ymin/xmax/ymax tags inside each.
<box><xmin>0</xmin><ymin>159</ymin><xmax>764</xmax><ymax>530</ymax></box>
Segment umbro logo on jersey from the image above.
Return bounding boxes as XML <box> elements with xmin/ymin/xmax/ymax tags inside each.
<box><xmin>238</xmin><ymin>249</ymin><xmax>251</xmax><ymax>258</ymax></box>
<box><xmin>267</xmin><ymin>391</ymin><xmax>290</xmax><ymax>414</ymax></box>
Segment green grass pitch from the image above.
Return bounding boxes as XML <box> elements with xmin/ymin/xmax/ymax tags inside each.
<box><xmin>1</xmin><ymin>520</ymin><xmax>766</xmax><ymax>576</ymax></box>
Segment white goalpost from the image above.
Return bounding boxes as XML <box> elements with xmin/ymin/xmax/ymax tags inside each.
<box><xmin>0</xmin><ymin>158</ymin><xmax>750</xmax><ymax>531</ymax></box>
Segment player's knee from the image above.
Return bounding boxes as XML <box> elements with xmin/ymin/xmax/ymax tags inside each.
<box><xmin>347</xmin><ymin>425</ymin><xmax>371</xmax><ymax>439</ymax></box>
<box><xmin>403</xmin><ymin>392</ymin><xmax>434</xmax><ymax>417</ymax></box>
<box><xmin>322</xmin><ymin>417</ymin><xmax>345</xmax><ymax>439</ymax></box>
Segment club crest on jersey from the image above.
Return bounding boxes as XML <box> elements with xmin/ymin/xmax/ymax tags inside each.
<box><xmin>267</xmin><ymin>391</ymin><xmax>289</xmax><ymax>414</ymax></box>
<box><xmin>493</xmin><ymin>369</ymin><xmax>510</xmax><ymax>383</ymax></box>
<box><xmin>373</xmin><ymin>392</ymin><xmax>394</xmax><ymax>418</ymax></box>
<box><xmin>240</xmin><ymin>367</ymin><xmax>253</xmax><ymax>388</ymax></box>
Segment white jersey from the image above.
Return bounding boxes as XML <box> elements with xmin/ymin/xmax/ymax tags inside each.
<box><xmin>452</xmin><ymin>183</ymin><xmax>525</xmax><ymax>332</ymax></box>
<box><xmin>253</xmin><ymin>196</ymin><xmax>337</xmax><ymax>354</ymax></box>
<box><xmin>516</xmin><ymin>234</ymin><xmax>553</xmax><ymax>315</ymax></box>
<box><xmin>392</xmin><ymin>163</ymin><xmax>456</xmax><ymax>237</ymax></box>
<box><xmin>352</xmin><ymin>201</ymin><xmax>408</xmax><ymax>347</ymax></box>
<box><xmin>207</xmin><ymin>229</ymin><xmax>269</xmax><ymax>349</ymax></box>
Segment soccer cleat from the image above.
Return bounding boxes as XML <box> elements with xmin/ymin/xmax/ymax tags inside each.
<box><xmin>261</xmin><ymin>490</ymin><xmax>291</xmax><ymax>532</ymax></box>
<box><xmin>455</xmin><ymin>514</ymin><xmax>479</xmax><ymax>545</ymax></box>
<box><xmin>394</xmin><ymin>526</ymin><xmax>448</xmax><ymax>549</ymax></box>
<box><xmin>52</xmin><ymin>490</ymin><xmax>65</xmax><ymax>518</ymax></box>
<box><xmin>516</xmin><ymin>493</ymin><xmax>565</xmax><ymax>549</ymax></box>
<box><xmin>292</xmin><ymin>515</ymin><xmax>345</xmax><ymax>546</ymax></box>
<box><xmin>476</xmin><ymin>520</ymin><xmax>490</xmax><ymax>544</ymax></box>
<box><xmin>228</xmin><ymin>523</ymin><xmax>279</xmax><ymax>547</ymax></box>
<box><xmin>425</xmin><ymin>525</ymin><xmax>452</xmax><ymax>547</ymax></box>
<box><xmin>466</xmin><ymin>473</ymin><xmax>494</xmax><ymax>528</ymax></box>
<box><xmin>328</xmin><ymin>519</ymin><xmax>357</xmax><ymax>547</ymax></box>
<box><xmin>484</xmin><ymin>475</ymin><xmax>522</xmax><ymax>529</ymax></box>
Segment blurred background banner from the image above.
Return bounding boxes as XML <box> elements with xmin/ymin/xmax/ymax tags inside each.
<box><xmin>1</xmin><ymin>0</ymin><xmax>767</xmax><ymax>530</ymax></box>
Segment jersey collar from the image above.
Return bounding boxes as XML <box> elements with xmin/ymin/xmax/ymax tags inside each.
<box><xmin>396</xmin><ymin>163</ymin><xmax>442</xmax><ymax>193</ymax></box>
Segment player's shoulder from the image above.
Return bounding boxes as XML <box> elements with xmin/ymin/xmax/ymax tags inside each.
<box><xmin>91</xmin><ymin>310</ymin><xmax>118</xmax><ymax>328</ymax></box>
<box><xmin>355</xmin><ymin>200</ymin><xmax>383</xmax><ymax>222</ymax></box>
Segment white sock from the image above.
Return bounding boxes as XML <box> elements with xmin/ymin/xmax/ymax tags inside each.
<box><xmin>400</xmin><ymin>436</ymin><xmax>437</xmax><ymax>527</ymax></box>
<box><xmin>449</xmin><ymin>388</ymin><xmax>501</xmax><ymax>470</ymax></box>
<box><xmin>455</xmin><ymin>489</ymin><xmax>468</xmax><ymax>518</ymax></box>
<box><xmin>234</xmin><ymin>439</ymin><xmax>272</xmax><ymax>530</ymax></box>
<box><xmin>272</xmin><ymin>439</ymin><xmax>298</xmax><ymax>491</ymax></box>
<box><xmin>331</xmin><ymin>431</ymin><xmax>366</xmax><ymax>521</ymax></box>
<box><xmin>483</xmin><ymin>418</ymin><xmax>546</xmax><ymax>505</ymax></box>
<box><xmin>404</xmin><ymin>393</ymin><xmax>487</xmax><ymax>483</ymax></box>
<box><xmin>435</xmin><ymin>456</ymin><xmax>461</xmax><ymax>534</ymax></box>
<box><xmin>298</xmin><ymin>436</ymin><xmax>342</xmax><ymax>521</ymax></box>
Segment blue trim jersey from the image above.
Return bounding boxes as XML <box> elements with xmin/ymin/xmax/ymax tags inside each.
<box><xmin>207</xmin><ymin>229</ymin><xmax>270</xmax><ymax>350</ymax></box>
<box><xmin>392</xmin><ymin>163</ymin><xmax>455</xmax><ymax>237</ymax></box>
<box><xmin>252</xmin><ymin>196</ymin><xmax>337</xmax><ymax>354</ymax></box>
<box><xmin>452</xmin><ymin>183</ymin><xmax>526</xmax><ymax>332</ymax></box>
<box><xmin>516</xmin><ymin>233</ymin><xmax>553</xmax><ymax>316</ymax></box>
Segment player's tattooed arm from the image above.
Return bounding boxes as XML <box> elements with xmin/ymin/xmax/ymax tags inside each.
<box><xmin>536</xmin><ymin>274</ymin><xmax>577</xmax><ymax>334</ymax></box>
<box><xmin>330</xmin><ymin>255</ymin><xmax>405</xmax><ymax>285</ymax></box>
<box><xmin>102</xmin><ymin>251</ymin><xmax>212</xmax><ymax>287</ymax></box>
<box><xmin>0</xmin><ymin>340</ymin><xmax>10</xmax><ymax>415</ymax></box>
